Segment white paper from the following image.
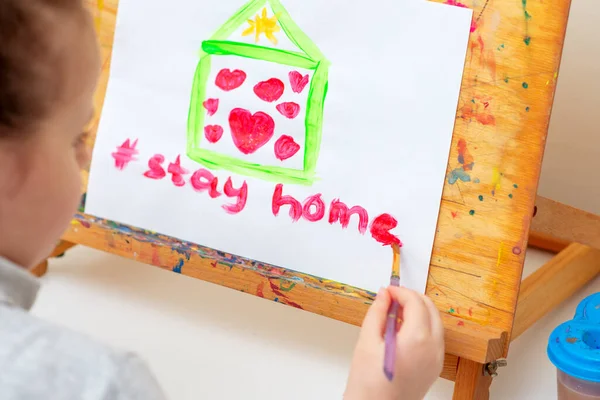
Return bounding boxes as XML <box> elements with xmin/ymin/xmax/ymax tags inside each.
<box><xmin>86</xmin><ymin>0</ymin><xmax>472</xmax><ymax>293</ymax></box>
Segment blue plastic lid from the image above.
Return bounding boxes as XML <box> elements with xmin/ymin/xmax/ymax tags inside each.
<box><xmin>547</xmin><ymin>293</ymin><xmax>600</xmax><ymax>382</ymax></box>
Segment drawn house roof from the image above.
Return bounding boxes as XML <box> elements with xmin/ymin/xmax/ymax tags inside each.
<box><xmin>202</xmin><ymin>0</ymin><xmax>326</xmax><ymax>63</ymax></box>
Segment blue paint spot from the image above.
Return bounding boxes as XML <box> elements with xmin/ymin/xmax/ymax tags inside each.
<box><xmin>173</xmin><ymin>258</ymin><xmax>184</xmax><ymax>274</ymax></box>
<box><xmin>448</xmin><ymin>168</ymin><xmax>471</xmax><ymax>185</ymax></box>
<box><xmin>474</xmin><ymin>178</ymin><xmax>481</xmax><ymax>184</ymax></box>
<box><xmin>274</xmin><ymin>297</ymin><xmax>279</xmax><ymax>302</ymax></box>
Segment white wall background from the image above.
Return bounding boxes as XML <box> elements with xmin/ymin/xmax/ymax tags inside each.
<box><xmin>31</xmin><ymin>2</ymin><xmax>599</xmax><ymax>399</ymax></box>
<box><xmin>538</xmin><ymin>0</ymin><xmax>600</xmax><ymax>215</ymax></box>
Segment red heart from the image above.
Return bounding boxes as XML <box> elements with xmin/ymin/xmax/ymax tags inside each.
<box><xmin>203</xmin><ymin>98</ymin><xmax>219</xmax><ymax>116</ymax></box>
<box><xmin>204</xmin><ymin>125</ymin><xmax>224</xmax><ymax>143</ymax></box>
<box><xmin>215</xmin><ymin>69</ymin><xmax>247</xmax><ymax>91</ymax></box>
<box><xmin>229</xmin><ymin>108</ymin><xmax>275</xmax><ymax>154</ymax></box>
<box><xmin>289</xmin><ymin>71</ymin><xmax>309</xmax><ymax>94</ymax></box>
<box><xmin>276</xmin><ymin>102</ymin><xmax>301</xmax><ymax>119</ymax></box>
<box><xmin>274</xmin><ymin>135</ymin><xmax>300</xmax><ymax>161</ymax></box>
<box><xmin>253</xmin><ymin>78</ymin><xmax>285</xmax><ymax>102</ymax></box>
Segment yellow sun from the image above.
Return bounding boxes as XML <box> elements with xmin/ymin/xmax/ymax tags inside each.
<box><xmin>242</xmin><ymin>8</ymin><xmax>281</xmax><ymax>45</ymax></box>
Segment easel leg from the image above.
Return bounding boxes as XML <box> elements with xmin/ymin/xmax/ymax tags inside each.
<box><xmin>30</xmin><ymin>241</ymin><xmax>77</xmax><ymax>278</ymax></box>
<box><xmin>453</xmin><ymin>358</ymin><xmax>492</xmax><ymax>400</ymax></box>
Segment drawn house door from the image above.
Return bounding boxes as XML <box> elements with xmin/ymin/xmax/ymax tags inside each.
<box><xmin>187</xmin><ymin>0</ymin><xmax>329</xmax><ymax>186</ymax></box>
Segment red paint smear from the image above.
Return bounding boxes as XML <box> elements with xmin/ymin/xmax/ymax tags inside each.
<box><xmin>272</xmin><ymin>184</ymin><xmax>302</xmax><ymax>222</ymax></box>
<box><xmin>268</xmin><ymin>280</ymin><xmax>303</xmax><ymax>309</ymax></box>
<box><xmin>167</xmin><ymin>155</ymin><xmax>189</xmax><ymax>187</ymax></box>
<box><xmin>460</xmin><ymin>105</ymin><xmax>496</xmax><ymax>127</ymax></box>
<box><xmin>229</xmin><ymin>108</ymin><xmax>275</xmax><ymax>154</ymax></box>
<box><xmin>112</xmin><ymin>139</ymin><xmax>139</xmax><ymax>170</ymax></box>
<box><xmin>451</xmin><ymin>211</ymin><xmax>459</xmax><ymax>219</ymax></box>
<box><xmin>253</xmin><ymin>78</ymin><xmax>285</xmax><ymax>102</ymax></box>
<box><xmin>274</xmin><ymin>135</ymin><xmax>300</xmax><ymax>161</ymax></box>
<box><xmin>458</xmin><ymin>321</ymin><xmax>465</xmax><ymax>327</ymax></box>
<box><xmin>329</xmin><ymin>200</ymin><xmax>369</xmax><ymax>234</ymax></box>
<box><xmin>269</xmin><ymin>280</ymin><xmax>286</xmax><ymax>298</ymax></box>
<box><xmin>256</xmin><ymin>281</ymin><xmax>265</xmax><ymax>298</ymax></box>
<box><xmin>470</xmin><ymin>20</ymin><xmax>478</xmax><ymax>33</ymax></box>
<box><xmin>302</xmin><ymin>194</ymin><xmax>325</xmax><ymax>222</ymax></box>
<box><xmin>215</xmin><ymin>69</ymin><xmax>246</xmax><ymax>91</ymax></box>
<box><xmin>144</xmin><ymin>154</ymin><xmax>166</xmax><ymax>179</ymax></box>
<box><xmin>276</xmin><ymin>102</ymin><xmax>301</xmax><ymax>119</ymax></box>
<box><xmin>204</xmin><ymin>125</ymin><xmax>224</xmax><ymax>143</ymax></box>
<box><xmin>370</xmin><ymin>214</ymin><xmax>402</xmax><ymax>247</ymax></box>
<box><xmin>289</xmin><ymin>71</ymin><xmax>309</xmax><ymax>93</ymax></box>
<box><xmin>468</xmin><ymin>308</ymin><xmax>473</xmax><ymax>317</ymax></box>
<box><xmin>445</xmin><ymin>0</ymin><xmax>468</xmax><ymax>7</ymax></box>
<box><xmin>457</xmin><ymin>139</ymin><xmax>474</xmax><ymax>171</ymax></box>
<box><xmin>211</xmin><ymin>261</ymin><xmax>218</xmax><ymax>268</ymax></box>
<box><xmin>203</xmin><ymin>98</ymin><xmax>219</xmax><ymax>116</ymax></box>
<box><xmin>222</xmin><ymin>178</ymin><xmax>248</xmax><ymax>214</ymax></box>
<box><xmin>190</xmin><ymin>169</ymin><xmax>221</xmax><ymax>198</ymax></box>
<box><xmin>78</xmin><ymin>220</ymin><xmax>91</xmax><ymax>228</ymax></box>
<box><xmin>151</xmin><ymin>247</ymin><xmax>160</xmax><ymax>266</ymax></box>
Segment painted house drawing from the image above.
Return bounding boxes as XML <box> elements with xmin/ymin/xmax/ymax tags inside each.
<box><xmin>187</xmin><ymin>0</ymin><xmax>329</xmax><ymax>186</ymax></box>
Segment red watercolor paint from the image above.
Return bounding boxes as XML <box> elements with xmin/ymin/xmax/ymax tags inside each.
<box><xmin>329</xmin><ymin>200</ymin><xmax>369</xmax><ymax>234</ymax></box>
<box><xmin>229</xmin><ymin>108</ymin><xmax>275</xmax><ymax>154</ymax></box>
<box><xmin>253</xmin><ymin>78</ymin><xmax>285</xmax><ymax>102</ymax></box>
<box><xmin>203</xmin><ymin>98</ymin><xmax>219</xmax><ymax>116</ymax></box>
<box><xmin>204</xmin><ymin>125</ymin><xmax>224</xmax><ymax>143</ymax></box>
<box><xmin>302</xmin><ymin>194</ymin><xmax>325</xmax><ymax>222</ymax></box>
<box><xmin>451</xmin><ymin>211</ymin><xmax>459</xmax><ymax>219</ymax></box>
<box><xmin>370</xmin><ymin>214</ymin><xmax>402</xmax><ymax>247</ymax></box>
<box><xmin>289</xmin><ymin>71</ymin><xmax>309</xmax><ymax>93</ymax></box>
<box><xmin>272</xmin><ymin>184</ymin><xmax>302</xmax><ymax>222</ymax></box>
<box><xmin>274</xmin><ymin>135</ymin><xmax>300</xmax><ymax>161</ymax></box>
<box><xmin>468</xmin><ymin>308</ymin><xmax>473</xmax><ymax>317</ymax></box>
<box><xmin>215</xmin><ymin>69</ymin><xmax>246</xmax><ymax>91</ymax></box>
<box><xmin>276</xmin><ymin>102</ymin><xmax>301</xmax><ymax>119</ymax></box>
<box><xmin>222</xmin><ymin>177</ymin><xmax>248</xmax><ymax>214</ymax></box>
<box><xmin>168</xmin><ymin>155</ymin><xmax>189</xmax><ymax>187</ymax></box>
<box><xmin>144</xmin><ymin>154</ymin><xmax>166</xmax><ymax>179</ymax></box>
<box><xmin>256</xmin><ymin>281</ymin><xmax>265</xmax><ymax>298</ymax></box>
<box><xmin>190</xmin><ymin>168</ymin><xmax>221</xmax><ymax>198</ymax></box>
<box><xmin>458</xmin><ymin>321</ymin><xmax>465</xmax><ymax>327</ymax></box>
<box><xmin>112</xmin><ymin>139</ymin><xmax>139</xmax><ymax>170</ymax></box>
<box><xmin>457</xmin><ymin>138</ymin><xmax>474</xmax><ymax>171</ymax></box>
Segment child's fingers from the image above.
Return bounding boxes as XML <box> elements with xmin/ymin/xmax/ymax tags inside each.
<box><xmin>422</xmin><ymin>295</ymin><xmax>445</xmax><ymax>344</ymax></box>
<box><xmin>359</xmin><ymin>287</ymin><xmax>391</xmax><ymax>340</ymax></box>
<box><xmin>388</xmin><ymin>286</ymin><xmax>431</xmax><ymax>336</ymax></box>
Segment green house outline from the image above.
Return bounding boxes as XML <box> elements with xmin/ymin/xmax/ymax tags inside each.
<box><xmin>187</xmin><ymin>0</ymin><xmax>330</xmax><ymax>186</ymax></box>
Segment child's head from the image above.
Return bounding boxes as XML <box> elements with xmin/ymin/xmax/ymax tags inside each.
<box><xmin>0</xmin><ymin>0</ymin><xmax>100</xmax><ymax>268</ymax></box>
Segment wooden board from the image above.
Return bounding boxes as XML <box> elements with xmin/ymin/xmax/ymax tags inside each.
<box><xmin>68</xmin><ymin>0</ymin><xmax>571</xmax><ymax>363</ymax></box>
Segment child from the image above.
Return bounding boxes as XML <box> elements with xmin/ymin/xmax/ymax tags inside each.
<box><xmin>0</xmin><ymin>0</ymin><xmax>444</xmax><ymax>399</ymax></box>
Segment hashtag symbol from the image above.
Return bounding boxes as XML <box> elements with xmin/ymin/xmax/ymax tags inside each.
<box><xmin>112</xmin><ymin>139</ymin><xmax>139</xmax><ymax>170</ymax></box>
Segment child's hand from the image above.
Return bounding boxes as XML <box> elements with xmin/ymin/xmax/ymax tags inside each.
<box><xmin>344</xmin><ymin>286</ymin><xmax>445</xmax><ymax>400</ymax></box>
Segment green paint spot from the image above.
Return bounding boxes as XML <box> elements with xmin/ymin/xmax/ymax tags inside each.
<box><xmin>449</xmin><ymin>308</ymin><xmax>456</xmax><ymax>313</ymax></box>
<box><xmin>525</xmin><ymin>10</ymin><xmax>532</xmax><ymax>20</ymax></box>
<box><xmin>509</xmin><ymin>194</ymin><xmax>514</xmax><ymax>199</ymax></box>
<box><xmin>469</xmin><ymin>210</ymin><xmax>475</xmax><ymax>216</ymax></box>
<box><xmin>471</xmin><ymin>99</ymin><xmax>476</xmax><ymax>104</ymax></box>
<box><xmin>522</xmin><ymin>82</ymin><xmax>529</xmax><ymax>89</ymax></box>
<box><xmin>524</xmin><ymin>36</ymin><xmax>531</xmax><ymax>46</ymax></box>
<box><xmin>478</xmin><ymin>195</ymin><xmax>484</xmax><ymax>201</ymax></box>
<box><xmin>504</xmin><ymin>77</ymin><xmax>509</xmax><ymax>83</ymax></box>
<box><xmin>526</xmin><ymin>107</ymin><xmax>530</xmax><ymax>112</ymax></box>
<box><xmin>280</xmin><ymin>282</ymin><xmax>297</xmax><ymax>292</ymax></box>
<box><xmin>514</xmin><ymin>184</ymin><xmax>519</xmax><ymax>189</ymax></box>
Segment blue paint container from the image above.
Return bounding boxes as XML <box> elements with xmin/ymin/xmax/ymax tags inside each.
<box><xmin>548</xmin><ymin>293</ymin><xmax>600</xmax><ymax>399</ymax></box>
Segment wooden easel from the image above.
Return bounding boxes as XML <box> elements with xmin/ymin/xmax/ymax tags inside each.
<box><xmin>36</xmin><ymin>0</ymin><xmax>588</xmax><ymax>398</ymax></box>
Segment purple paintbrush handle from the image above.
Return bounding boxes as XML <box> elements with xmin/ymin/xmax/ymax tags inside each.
<box><xmin>383</xmin><ymin>300</ymin><xmax>400</xmax><ymax>381</ymax></box>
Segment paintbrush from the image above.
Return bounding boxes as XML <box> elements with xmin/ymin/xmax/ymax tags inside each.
<box><xmin>383</xmin><ymin>243</ymin><xmax>401</xmax><ymax>381</ymax></box>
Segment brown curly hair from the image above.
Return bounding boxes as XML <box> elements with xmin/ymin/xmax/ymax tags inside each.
<box><xmin>0</xmin><ymin>0</ymin><xmax>86</xmax><ymax>136</ymax></box>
